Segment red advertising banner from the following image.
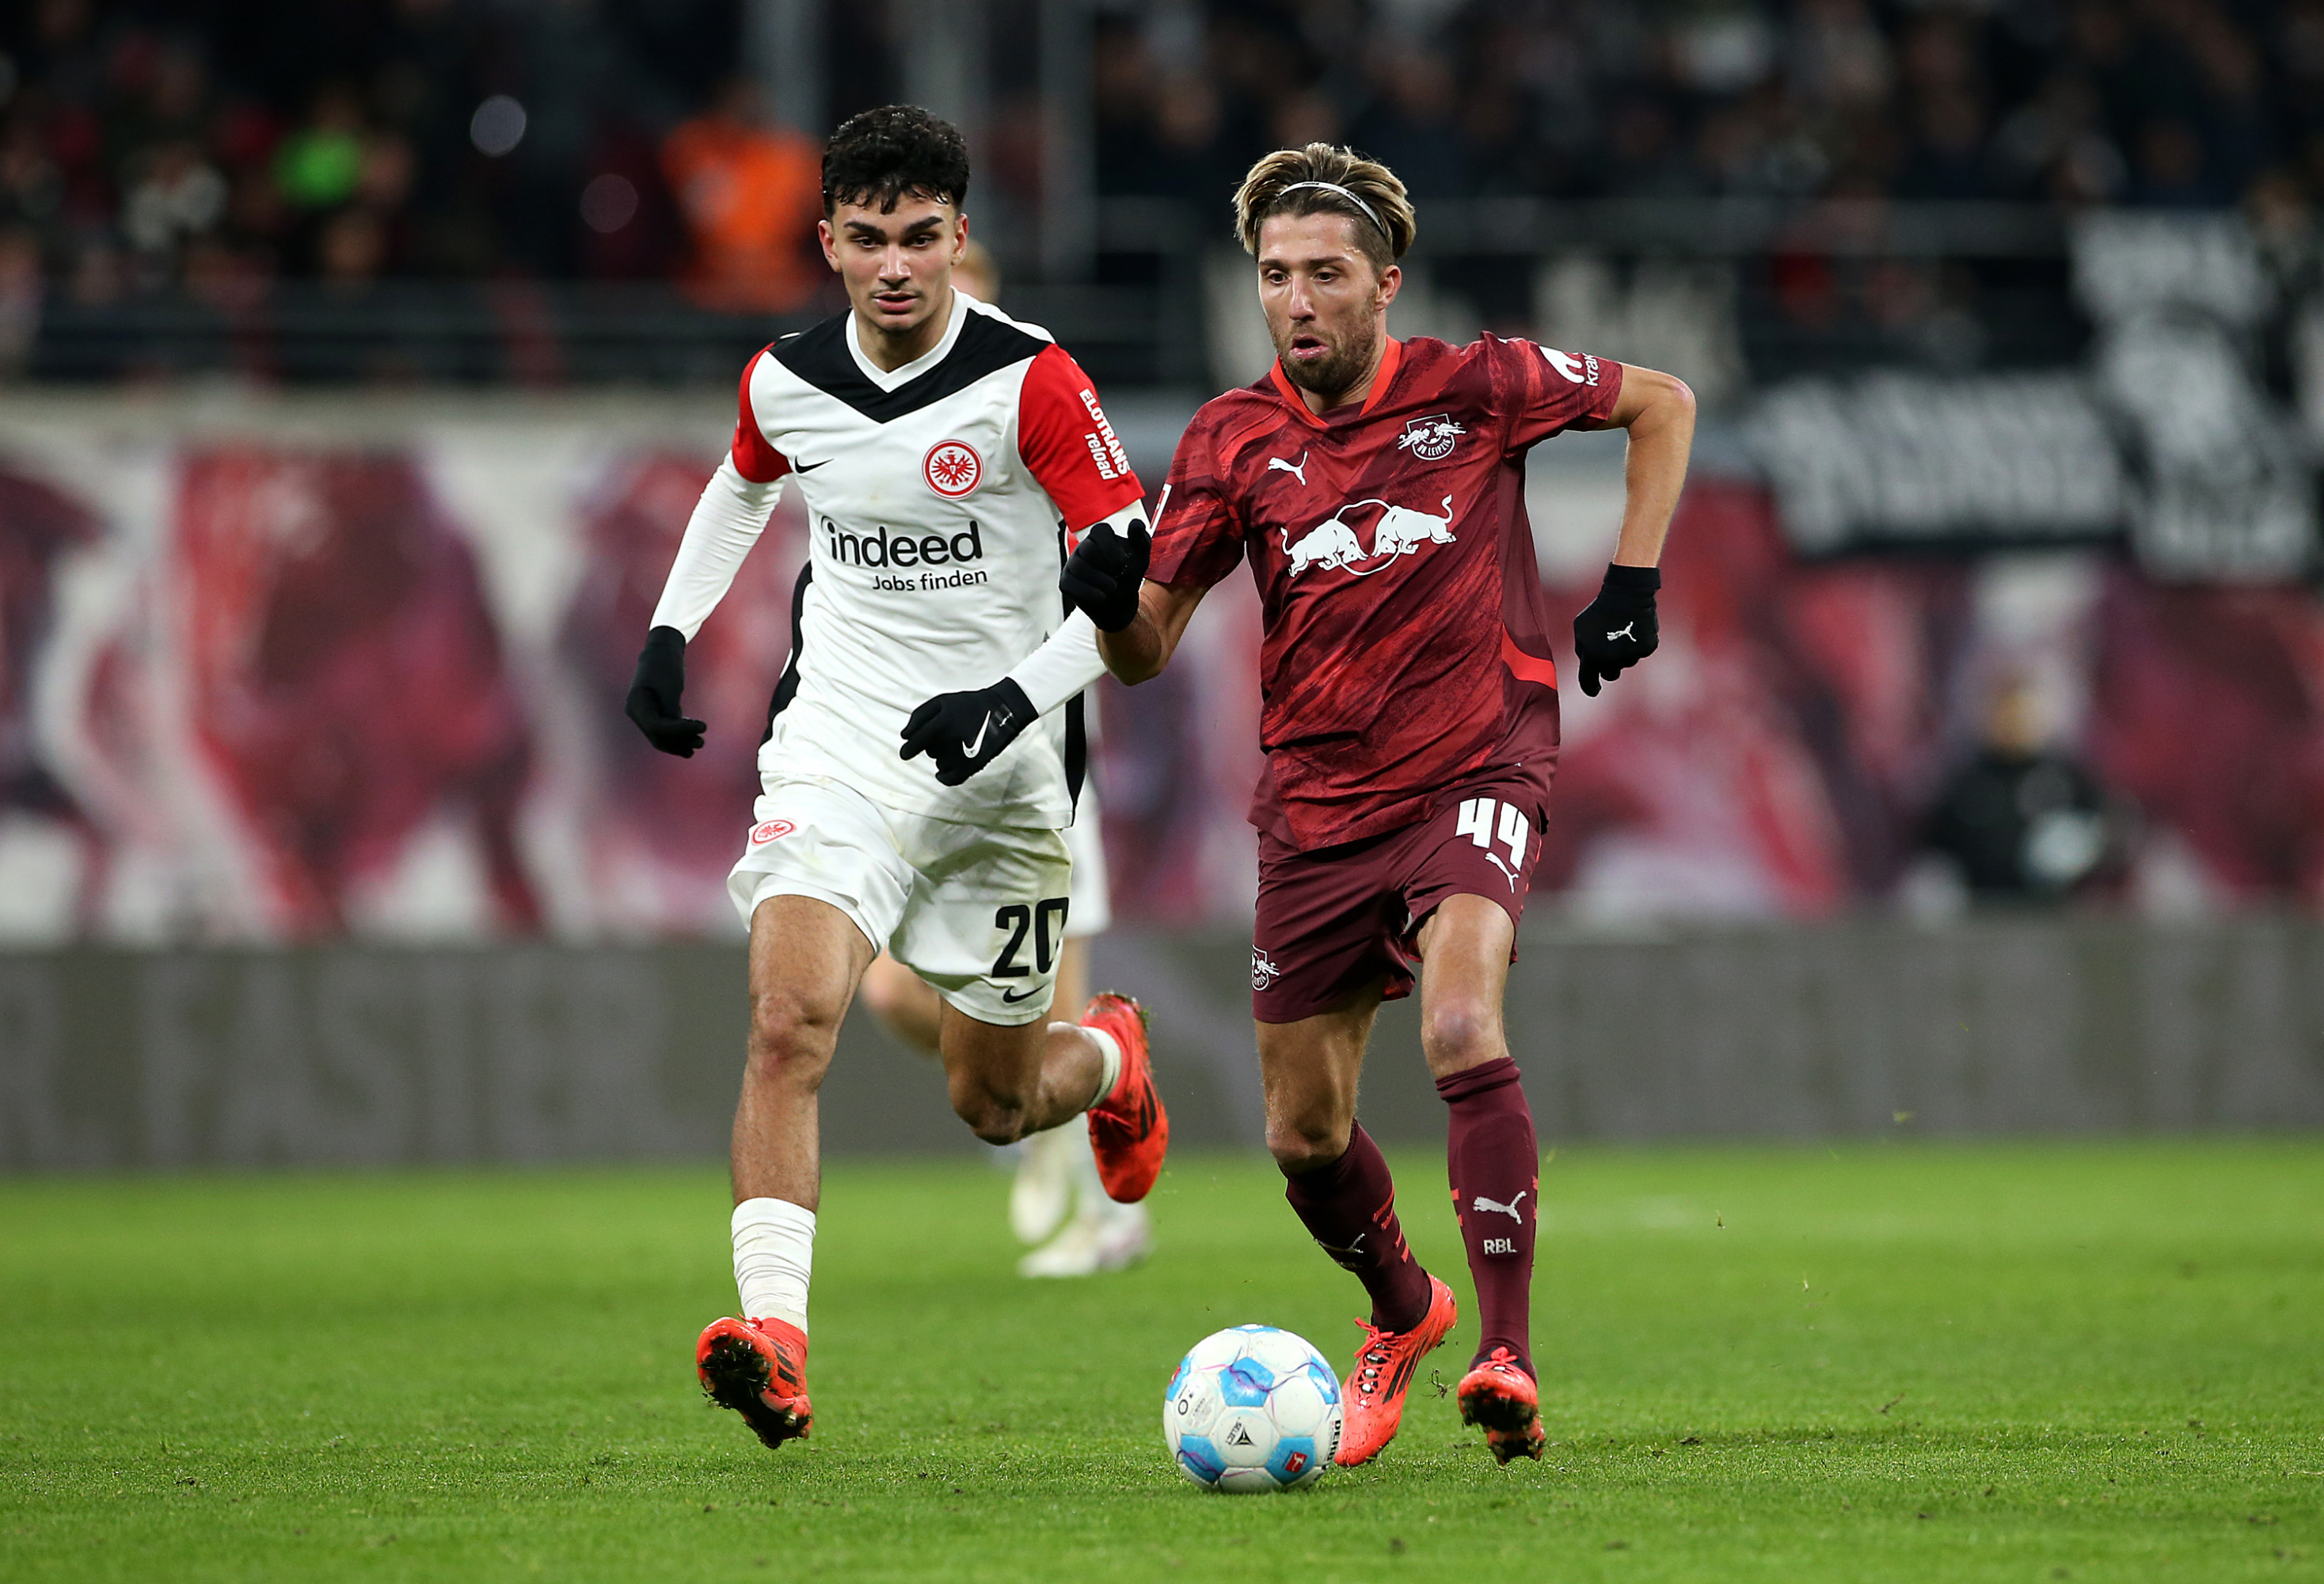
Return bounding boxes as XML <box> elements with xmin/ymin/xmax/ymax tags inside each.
<box><xmin>1</xmin><ymin>402</ymin><xmax>2319</xmax><ymax>943</ymax></box>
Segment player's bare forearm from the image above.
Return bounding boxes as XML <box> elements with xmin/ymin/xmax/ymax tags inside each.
<box><xmin>1097</xmin><ymin>581</ymin><xmax>1205</xmax><ymax>684</ymax></box>
<box><xmin>1599</xmin><ymin>364</ymin><xmax>1695</xmax><ymax>568</ymax></box>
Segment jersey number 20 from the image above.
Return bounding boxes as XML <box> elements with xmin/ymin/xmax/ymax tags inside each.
<box><xmin>993</xmin><ymin>899</ymin><xmax>1070</xmax><ymax>977</ymax></box>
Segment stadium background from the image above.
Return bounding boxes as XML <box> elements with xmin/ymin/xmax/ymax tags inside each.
<box><xmin>0</xmin><ymin>0</ymin><xmax>2320</xmax><ymax>1166</ymax></box>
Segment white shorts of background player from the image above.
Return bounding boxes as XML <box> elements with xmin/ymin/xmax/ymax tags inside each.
<box><xmin>1059</xmin><ymin>781</ymin><xmax>1110</xmax><ymax>942</ymax></box>
<box><xmin>728</xmin><ymin>775</ymin><xmax>1075</xmax><ymax>1027</ymax></box>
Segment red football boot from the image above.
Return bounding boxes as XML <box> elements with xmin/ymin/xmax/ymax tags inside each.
<box><xmin>1456</xmin><ymin>1347</ymin><xmax>1546</xmax><ymax>1464</ymax></box>
<box><xmin>1082</xmin><ymin>993</ymin><xmax>1168</xmax><ymax>1203</ymax></box>
<box><xmin>1333</xmin><ymin>1274</ymin><xmax>1459</xmax><ymax>1466</ymax></box>
<box><xmin>695</xmin><ymin>1316</ymin><xmax>812</xmax><ymax>1449</ymax></box>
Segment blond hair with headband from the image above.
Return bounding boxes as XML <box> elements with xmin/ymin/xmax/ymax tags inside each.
<box><xmin>1233</xmin><ymin>145</ymin><xmax>1417</xmax><ymax>273</ymax></box>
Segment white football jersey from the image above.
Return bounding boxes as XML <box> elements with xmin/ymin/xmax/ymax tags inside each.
<box><xmin>652</xmin><ymin>291</ymin><xmax>1143</xmax><ymax>829</ymax></box>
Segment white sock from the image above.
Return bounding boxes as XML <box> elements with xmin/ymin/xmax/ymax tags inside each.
<box><xmin>732</xmin><ymin>1198</ymin><xmax>815</xmax><ymax>1331</ymax></box>
<box><xmin>1083</xmin><ymin>1026</ymin><xmax>1124</xmax><ymax>1109</ymax></box>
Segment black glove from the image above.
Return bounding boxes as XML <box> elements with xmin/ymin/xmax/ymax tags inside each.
<box><xmin>900</xmin><ymin>677</ymin><xmax>1036</xmax><ymax>786</ymax></box>
<box><xmin>1058</xmin><ymin>517</ymin><xmax>1151</xmax><ymax>631</ymax></box>
<box><xmin>1572</xmin><ymin>563</ymin><xmax>1660</xmax><ymax>698</ymax></box>
<box><xmin>625</xmin><ymin>625</ymin><xmax>706</xmax><ymax>756</ymax></box>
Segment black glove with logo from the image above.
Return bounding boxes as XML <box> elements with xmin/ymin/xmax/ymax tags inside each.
<box><xmin>900</xmin><ymin>677</ymin><xmax>1036</xmax><ymax>786</ymax></box>
<box><xmin>1058</xmin><ymin>517</ymin><xmax>1151</xmax><ymax>631</ymax></box>
<box><xmin>625</xmin><ymin>625</ymin><xmax>706</xmax><ymax>756</ymax></box>
<box><xmin>1571</xmin><ymin>563</ymin><xmax>1660</xmax><ymax>698</ymax></box>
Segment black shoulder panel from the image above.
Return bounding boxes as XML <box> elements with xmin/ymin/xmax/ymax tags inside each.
<box><xmin>771</xmin><ymin>310</ymin><xmax>1048</xmax><ymax>423</ymax></box>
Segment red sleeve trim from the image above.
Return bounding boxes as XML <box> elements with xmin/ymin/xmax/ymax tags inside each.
<box><xmin>1501</xmin><ymin>629</ymin><xmax>1558</xmax><ymax>690</ymax></box>
<box><xmin>730</xmin><ymin>348</ymin><xmax>790</xmax><ymax>483</ymax></box>
<box><xmin>1017</xmin><ymin>343</ymin><xmax>1146</xmax><ymax>528</ymax></box>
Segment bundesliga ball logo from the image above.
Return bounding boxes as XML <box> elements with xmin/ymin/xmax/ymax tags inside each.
<box><xmin>923</xmin><ymin>440</ymin><xmax>982</xmax><ymax>498</ymax></box>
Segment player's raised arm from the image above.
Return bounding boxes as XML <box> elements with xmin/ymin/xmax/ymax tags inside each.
<box><xmin>1080</xmin><ymin>410</ymin><xmax>1246</xmax><ymax>685</ymax></box>
<box><xmin>1088</xmin><ymin>575</ymin><xmax>1206</xmax><ymax>686</ymax></box>
<box><xmin>1569</xmin><ymin>362</ymin><xmax>1696</xmax><ymax>697</ymax></box>
<box><xmin>626</xmin><ymin>350</ymin><xmax>792</xmax><ymax>756</ymax></box>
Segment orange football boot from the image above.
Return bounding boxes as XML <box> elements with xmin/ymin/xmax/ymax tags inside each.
<box><xmin>1456</xmin><ymin>1347</ymin><xmax>1546</xmax><ymax>1464</ymax></box>
<box><xmin>1082</xmin><ymin>992</ymin><xmax>1168</xmax><ymax>1203</ymax></box>
<box><xmin>1333</xmin><ymin>1274</ymin><xmax>1459</xmax><ymax>1466</ymax></box>
<box><xmin>695</xmin><ymin>1316</ymin><xmax>812</xmax><ymax>1449</ymax></box>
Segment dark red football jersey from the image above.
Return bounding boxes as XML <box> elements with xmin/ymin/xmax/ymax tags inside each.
<box><xmin>1150</xmin><ymin>334</ymin><xmax>1623</xmax><ymax>850</ymax></box>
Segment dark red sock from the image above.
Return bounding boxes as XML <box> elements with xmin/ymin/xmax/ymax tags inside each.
<box><xmin>1282</xmin><ymin>1121</ymin><xmax>1432</xmax><ymax>1333</ymax></box>
<box><xmin>1438</xmin><ymin>1057</ymin><xmax>1538</xmax><ymax>1375</ymax></box>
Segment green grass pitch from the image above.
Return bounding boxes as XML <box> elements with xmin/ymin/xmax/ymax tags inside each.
<box><xmin>3</xmin><ymin>1140</ymin><xmax>2319</xmax><ymax>1582</ymax></box>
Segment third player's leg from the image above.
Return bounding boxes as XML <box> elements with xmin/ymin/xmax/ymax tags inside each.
<box><xmin>858</xmin><ymin>954</ymin><xmax>943</xmax><ymax>1053</ymax></box>
<box><xmin>734</xmin><ymin>893</ymin><xmax>879</xmax><ymax>1212</ymax></box>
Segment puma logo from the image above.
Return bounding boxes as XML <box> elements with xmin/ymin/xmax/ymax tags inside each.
<box><xmin>1268</xmin><ymin>451</ymin><xmax>1309</xmax><ymax>486</ymax></box>
<box><xmin>1607</xmin><ymin>622</ymin><xmax>1635</xmax><ymax>643</ymax></box>
<box><xmin>1472</xmin><ymin>1190</ymin><xmax>1529</xmax><ymax>1221</ymax></box>
<box><xmin>1314</xmin><ymin>1232</ymin><xmax>1368</xmax><ymax>1271</ymax></box>
<box><xmin>1485</xmin><ymin>852</ymin><xmax>1521</xmax><ymax>890</ymax></box>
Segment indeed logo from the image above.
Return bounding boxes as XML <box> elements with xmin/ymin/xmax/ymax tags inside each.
<box><xmin>823</xmin><ymin>518</ymin><xmax>984</xmax><ymax>569</ymax></box>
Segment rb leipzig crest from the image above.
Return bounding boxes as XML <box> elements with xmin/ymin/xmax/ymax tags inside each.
<box><xmin>1397</xmin><ymin>413</ymin><xmax>1465</xmax><ymax>462</ymax></box>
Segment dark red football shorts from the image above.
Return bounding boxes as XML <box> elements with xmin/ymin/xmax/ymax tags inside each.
<box><xmin>1250</xmin><ymin>775</ymin><xmax>1550</xmax><ymax>1022</ymax></box>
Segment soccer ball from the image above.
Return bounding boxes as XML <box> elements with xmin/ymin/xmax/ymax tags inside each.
<box><xmin>1162</xmin><ymin>1324</ymin><xmax>1344</xmax><ymax>1492</ymax></box>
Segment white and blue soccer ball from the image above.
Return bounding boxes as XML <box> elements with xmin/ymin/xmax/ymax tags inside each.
<box><xmin>1162</xmin><ymin>1324</ymin><xmax>1343</xmax><ymax>1492</ymax></box>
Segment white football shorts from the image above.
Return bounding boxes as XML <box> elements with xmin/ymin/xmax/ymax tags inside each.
<box><xmin>1062</xmin><ymin>782</ymin><xmax>1111</xmax><ymax>939</ymax></box>
<box><xmin>728</xmin><ymin>775</ymin><xmax>1075</xmax><ymax>1026</ymax></box>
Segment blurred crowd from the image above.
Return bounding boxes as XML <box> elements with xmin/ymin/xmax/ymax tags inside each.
<box><xmin>0</xmin><ymin>0</ymin><xmax>829</xmax><ymax>313</ymax></box>
<box><xmin>0</xmin><ymin>0</ymin><xmax>2312</xmax><ymax>313</ymax></box>
<box><xmin>1101</xmin><ymin>0</ymin><xmax>2309</xmax><ymax>211</ymax></box>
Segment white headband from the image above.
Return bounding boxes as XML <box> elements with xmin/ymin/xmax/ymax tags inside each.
<box><xmin>1275</xmin><ymin>180</ymin><xmax>1391</xmax><ymax>243</ymax></box>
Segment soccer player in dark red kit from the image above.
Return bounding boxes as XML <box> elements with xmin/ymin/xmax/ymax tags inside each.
<box><xmin>1055</xmin><ymin>145</ymin><xmax>1695</xmax><ymax>1466</ymax></box>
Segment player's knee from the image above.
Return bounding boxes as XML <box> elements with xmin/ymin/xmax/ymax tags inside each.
<box><xmin>746</xmin><ymin>992</ymin><xmax>842</xmax><ymax>1086</ymax></box>
<box><xmin>1266</xmin><ymin>1114</ymin><xmax>1348</xmax><ymax>1176</ymax></box>
<box><xmin>949</xmin><ymin>1076</ymin><xmax>1032</xmax><ymax>1146</ymax></box>
<box><xmin>1421</xmin><ymin>1001</ymin><xmax>1501</xmax><ymax>1075</ymax></box>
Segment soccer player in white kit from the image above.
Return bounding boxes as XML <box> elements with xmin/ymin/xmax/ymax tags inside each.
<box><xmin>622</xmin><ymin>106</ymin><xmax>1170</xmax><ymax>1451</ymax></box>
<box><xmin>855</xmin><ymin>240</ymin><xmax>1152</xmax><ymax>1279</ymax></box>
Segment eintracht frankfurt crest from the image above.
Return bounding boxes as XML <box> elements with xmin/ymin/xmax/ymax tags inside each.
<box><xmin>923</xmin><ymin>440</ymin><xmax>982</xmax><ymax>497</ymax></box>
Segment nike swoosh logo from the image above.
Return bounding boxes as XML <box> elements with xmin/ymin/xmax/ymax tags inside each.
<box><xmin>795</xmin><ymin>458</ymin><xmax>829</xmax><ymax>472</ymax></box>
<box><xmin>963</xmin><ymin>711</ymin><xmax>995</xmax><ymax>758</ymax></box>
<box><xmin>1000</xmin><ymin>984</ymin><xmax>1042</xmax><ymax>1003</ymax></box>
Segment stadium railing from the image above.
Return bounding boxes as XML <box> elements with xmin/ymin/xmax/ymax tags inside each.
<box><xmin>6</xmin><ymin>200</ymin><xmax>2086</xmax><ymax>390</ymax></box>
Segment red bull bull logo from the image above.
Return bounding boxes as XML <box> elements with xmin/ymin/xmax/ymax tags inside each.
<box><xmin>1279</xmin><ymin>493</ymin><xmax>1458</xmax><ymax>580</ymax></box>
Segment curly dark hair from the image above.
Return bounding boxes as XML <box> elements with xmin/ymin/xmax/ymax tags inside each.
<box><xmin>821</xmin><ymin>105</ymin><xmax>971</xmax><ymax>215</ymax></box>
